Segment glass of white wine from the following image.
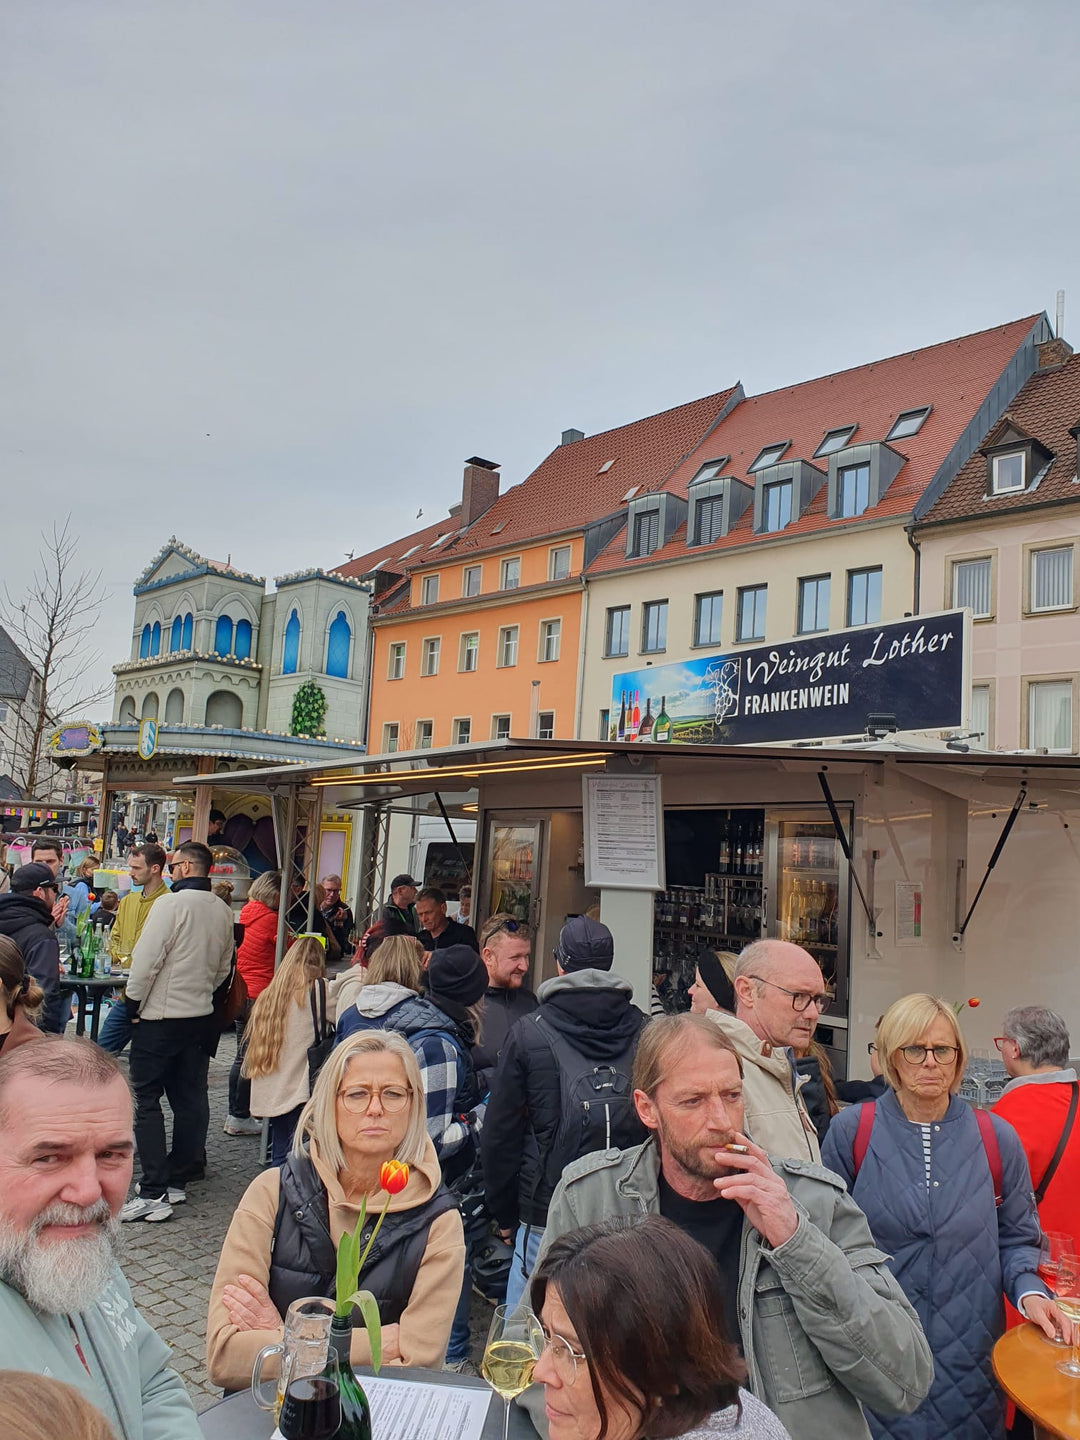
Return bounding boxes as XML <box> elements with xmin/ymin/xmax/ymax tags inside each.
<box><xmin>481</xmin><ymin>1303</ymin><xmax>544</xmax><ymax>1440</ymax></box>
<box><xmin>1055</xmin><ymin>1260</ymin><xmax>1080</xmax><ymax>1378</ymax></box>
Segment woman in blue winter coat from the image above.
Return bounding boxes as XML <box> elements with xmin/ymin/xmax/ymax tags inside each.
<box><xmin>822</xmin><ymin>993</ymin><xmax>1072</xmax><ymax>1440</ymax></box>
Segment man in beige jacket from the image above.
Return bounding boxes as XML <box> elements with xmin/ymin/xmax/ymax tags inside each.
<box><xmin>706</xmin><ymin>939</ymin><xmax>825</xmax><ymax>1161</ymax></box>
<box><xmin>121</xmin><ymin>842</ymin><xmax>234</xmax><ymax>1223</ymax></box>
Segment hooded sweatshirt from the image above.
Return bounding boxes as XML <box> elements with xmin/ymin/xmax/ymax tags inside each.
<box><xmin>481</xmin><ymin>967</ymin><xmax>648</xmax><ymax>1229</ymax></box>
<box><xmin>0</xmin><ymin>892</ymin><xmax>64</xmax><ymax>1033</ymax></box>
<box><xmin>707</xmin><ymin>1009</ymin><xmax>820</xmax><ymax>1162</ymax></box>
<box><xmin>206</xmin><ymin>1134</ymin><xmax>464</xmax><ymax>1389</ymax></box>
<box><xmin>0</xmin><ymin>1262</ymin><xmax>201</xmax><ymax>1440</ymax></box>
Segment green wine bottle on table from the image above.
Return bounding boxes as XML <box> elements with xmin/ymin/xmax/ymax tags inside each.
<box><xmin>328</xmin><ymin>1317</ymin><xmax>372</xmax><ymax>1440</ymax></box>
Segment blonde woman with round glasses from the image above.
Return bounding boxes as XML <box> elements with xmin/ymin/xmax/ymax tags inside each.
<box><xmin>823</xmin><ymin>993</ymin><xmax>1070</xmax><ymax>1439</ymax></box>
<box><xmin>207</xmin><ymin>1030</ymin><xmax>466</xmax><ymax>1390</ymax></box>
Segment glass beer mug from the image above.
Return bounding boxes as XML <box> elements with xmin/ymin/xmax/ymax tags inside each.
<box><xmin>252</xmin><ymin>1295</ymin><xmax>337</xmax><ymax>1419</ymax></box>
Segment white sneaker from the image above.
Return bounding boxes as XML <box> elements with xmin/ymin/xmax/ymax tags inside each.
<box><xmin>136</xmin><ymin>1181</ymin><xmax>185</xmax><ymax>1205</ymax></box>
<box><xmin>120</xmin><ymin>1194</ymin><xmax>173</xmax><ymax>1223</ymax></box>
<box><xmin>223</xmin><ymin>1114</ymin><xmax>262</xmax><ymax>1136</ymax></box>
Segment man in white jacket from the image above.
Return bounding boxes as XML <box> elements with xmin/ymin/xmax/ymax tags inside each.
<box><xmin>121</xmin><ymin>842</ymin><xmax>234</xmax><ymax>1222</ymax></box>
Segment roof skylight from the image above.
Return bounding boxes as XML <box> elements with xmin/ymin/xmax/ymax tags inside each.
<box><xmin>401</xmin><ymin>544</ymin><xmax>423</xmax><ymax>558</ymax></box>
<box><xmin>689</xmin><ymin>458</ymin><xmax>728</xmax><ymax>484</ymax></box>
<box><xmin>813</xmin><ymin>425</ymin><xmax>857</xmax><ymax>458</ymax></box>
<box><xmin>748</xmin><ymin>442</ymin><xmax>790</xmax><ymax>472</ymax></box>
<box><xmin>622</xmin><ymin>486</ymin><xmax>641</xmax><ymax>502</ymax></box>
<box><xmin>598</xmin><ymin>459</ymin><xmax>616</xmax><ymax>474</ymax></box>
<box><xmin>886</xmin><ymin>407</ymin><xmax>932</xmax><ymax>441</ymax></box>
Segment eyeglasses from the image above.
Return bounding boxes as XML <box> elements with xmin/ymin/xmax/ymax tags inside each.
<box><xmin>748</xmin><ymin>975</ymin><xmax>832</xmax><ymax>1014</ymax></box>
<box><xmin>485</xmin><ymin>917</ymin><xmax>521</xmax><ymax>943</ymax></box>
<box><xmin>993</xmin><ymin>1037</ymin><xmax>1014</xmax><ymax>1053</ymax></box>
<box><xmin>898</xmin><ymin>1044</ymin><xmax>959</xmax><ymax>1065</ymax></box>
<box><xmin>867</xmin><ymin>1042</ymin><xmax>878</xmax><ymax>1055</ymax></box>
<box><xmin>337</xmin><ymin>1084</ymin><xmax>412</xmax><ymax>1115</ymax></box>
<box><xmin>540</xmin><ymin>1329</ymin><xmax>587</xmax><ymax>1385</ymax></box>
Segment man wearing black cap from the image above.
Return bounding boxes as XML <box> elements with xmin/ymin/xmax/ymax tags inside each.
<box><xmin>0</xmin><ymin>864</ymin><xmax>65</xmax><ymax>1033</ymax></box>
<box><xmin>481</xmin><ymin>915</ymin><xmax>648</xmax><ymax>1311</ymax></box>
<box><xmin>380</xmin><ymin>874</ymin><xmax>421</xmax><ymax>936</ymax></box>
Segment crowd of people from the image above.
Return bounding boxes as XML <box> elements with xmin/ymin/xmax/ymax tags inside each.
<box><xmin>0</xmin><ymin>842</ymin><xmax>1077</xmax><ymax>1440</ymax></box>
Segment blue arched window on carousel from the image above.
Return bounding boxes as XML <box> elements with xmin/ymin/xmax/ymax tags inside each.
<box><xmin>170</xmin><ymin>617</ymin><xmax>182</xmax><ymax>651</ymax></box>
<box><xmin>150</xmin><ymin>622</ymin><xmax>161</xmax><ymax>656</ymax></box>
<box><xmin>282</xmin><ymin>609</ymin><xmax>300</xmax><ymax>675</ymax></box>
<box><xmin>235</xmin><ymin>619</ymin><xmax>253</xmax><ymax>660</ymax></box>
<box><xmin>214</xmin><ymin>615</ymin><xmax>234</xmax><ymax>657</ymax></box>
<box><xmin>181</xmin><ymin>612</ymin><xmax>193</xmax><ymax>649</ymax></box>
<box><xmin>139</xmin><ymin>624</ymin><xmax>151</xmax><ymax>659</ymax></box>
<box><xmin>326</xmin><ymin>611</ymin><xmax>351</xmax><ymax>679</ymax></box>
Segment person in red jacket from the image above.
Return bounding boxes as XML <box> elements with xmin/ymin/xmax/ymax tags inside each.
<box><xmin>994</xmin><ymin>1006</ymin><xmax>1079</xmax><ymax>1254</ymax></box>
<box><xmin>225</xmin><ymin>870</ymin><xmax>282</xmax><ymax>1136</ymax></box>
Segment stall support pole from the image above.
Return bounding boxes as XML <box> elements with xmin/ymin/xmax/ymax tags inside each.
<box><xmin>306</xmin><ymin>793</ymin><xmax>320</xmax><ymax>931</ymax></box>
<box><xmin>599</xmin><ymin>888</ymin><xmax>655</xmax><ymax>1017</ymax></box>
<box><xmin>191</xmin><ymin>758</ymin><xmax>214</xmax><ymax>842</ymax></box>
<box><xmin>96</xmin><ymin>757</ymin><xmax>111</xmax><ymax>859</ymax></box>
<box><xmin>433</xmin><ymin>791</ymin><xmax>472</xmax><ymax>882</ymax></box>
<box><xmin>958</xmin><ymin>784</ymin><xmax>1026</xmax><ymax>938</ymax></box>
<box><xmin>273</xmin><ymin>785</ymin><xmax>299</xmax><ymax>972</ymax></box>
<box><xmin>817</xmin><ymin>771</ymin><xmax>877</xmax><ymax>936</ymax></box>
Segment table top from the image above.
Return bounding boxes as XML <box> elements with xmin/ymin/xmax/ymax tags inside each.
<box><xmin>993</xmin><ymin>1324</ymin><xmax>1080</xmax><ymax>1439</ymax></box>
<box><xmin>198</xmin><ymin>1366</ymin><xmax>535</xmax><ymax>1440</ymax></box>
<box><xmin>58</xmin><ymin>973</ymin><xmax>127</xmax><ymax>990</ymax></box>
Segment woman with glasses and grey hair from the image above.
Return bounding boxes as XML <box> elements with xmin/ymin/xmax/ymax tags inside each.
<box><xmin>206</xmin><ymin>1030</ymin><xmax>466</xmax><ymax>1391</ymax></box>
<box><xmin>822</xmin><ymin>993</ymin><xmax>1070</xmax><ymax>1440</ymax></box>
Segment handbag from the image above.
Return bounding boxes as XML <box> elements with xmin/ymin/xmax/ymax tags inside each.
<box><xmin>1034</xmin><ymin>1081</ymin><xmax>1079</xmax><ymax>1205</ymax></box>
<box><xmin>306</xmin><ymin>979</ymin><xmax>336</xmax><ymax>1094</ymax></box>
<box><xmin>212</xmin><ymin>961</ymin><xmax>248</xmax><ymax>1033</ymax></box>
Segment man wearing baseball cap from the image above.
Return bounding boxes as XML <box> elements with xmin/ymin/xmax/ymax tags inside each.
<box><xmin>0</xmin><ymin>864</ymin><xmax>65</xmax><ymax>1033</ymax></box>
<box><xmin>380</xmin><ymin>874</ymin><xmax>421</xmax><ymax>937</ymax></box>
<box><xmin>481</xmin><ymin>915</ymin><xmax>649</xmax><ymax>1310</ymax></box>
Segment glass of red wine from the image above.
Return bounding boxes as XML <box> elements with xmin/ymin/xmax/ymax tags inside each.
<box><xmin>278</xmin><ymin>1365</ymin><xmax>341</xmax><ymax>1440</ymax></box>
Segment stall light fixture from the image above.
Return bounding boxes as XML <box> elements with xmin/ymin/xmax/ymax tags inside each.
<box><xmin>310</xmin><ymin>755</ymin><xmax>609</xmax><ymax>788</ymax></box>
<box><xmin>309</xmin><ymin>749</ymin><xmax>609</xmax><ymax>785</ymax></box>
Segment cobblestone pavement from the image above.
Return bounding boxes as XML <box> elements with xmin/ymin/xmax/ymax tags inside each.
<box><xmin>117</xmin><ymin>1032</ymin><xmax>493</xmax><ymax>1413</ymax></box>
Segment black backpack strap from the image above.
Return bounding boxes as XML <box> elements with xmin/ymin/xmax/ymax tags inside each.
<box><xmin>309</xmin><ymin>978</ymin><xmax>330</xmax><ymax>1042</ymax></box>
<box><xmin>1035</xmin><ymin>1081</ymin><xmax>1079</xmax><ymax>1205</ymax></box>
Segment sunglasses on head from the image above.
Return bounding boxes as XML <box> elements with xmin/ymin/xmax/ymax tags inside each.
<box><xmin>486</xmin><ymin>917</ymin><xmax>521</xmax><ymax>941</ymax></box>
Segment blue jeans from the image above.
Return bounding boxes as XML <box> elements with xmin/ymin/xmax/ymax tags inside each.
<box><xmin>445</xmin><ymin>1272</ymin><xmax>473</xmax><ymax>1364</ymax></box>
<box><xmin>269</xmin><ymin>1108</ymin><xmax>302</xmax><ymax>1166</ymax></box>
<box><xmin>97</xmin><ymin>1001</ymin><xmax>134</xmax><ymax>1054</ymax></box>
<box><xmin>504</xmin><ymin>1224</ymin><xmax>544</xmax><ymax>1314</ymax></box>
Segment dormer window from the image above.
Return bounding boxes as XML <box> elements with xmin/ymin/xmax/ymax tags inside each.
<box><xmin>886</xmin><ymin>406</ymin><xmax>931</xmax><ymax>441</ymax></box>
<box><xmin>827</xmin><ymin>442</ymin><xmax>905</xmax><ymax>519</ymax></box>
<box><xmin>625</xmin><ymin>492</ymin><xmax>686</xmax><ymax>559</ymax></box>
<box><xmin>632</xmin><ymin>508</ymin><xmax>661</xmax><ymax>556</ymax></box>
<box><xmin>991</xmin><ymin>450</ymin><xmax>1027</xmax><ymax>494</ymax></box>
<box><xmin>762</xmin><ymin>480</ymin><xmax>793</xmax><ymax>533</ymax></box>
<box><xmin>749</xmin><ymin>442</ymin><xmax>790</xmax><ymax>472</ymax></box>
<box><xmin>814</xmin><ymin>425</ymin><xmax>857</xmax><ymax>458</ymax></box>
<box><xmin>752</xmin><ymin>460</ymin><xmax>826</xmax><ymax>535</ymax></box>
<box><xmin>838</xmin><ymin>462</ymin><xmax>871</xmax><ymax>517</ymax></box>
<box><xmin>420</xmin><ymin>574</ymin><xmax>440</xmax><ymax>605</ymax></box>
<box><xmin>695</xmin><ymin>495</ymin><xmax>725</xmax><ymax>545</ymax></box>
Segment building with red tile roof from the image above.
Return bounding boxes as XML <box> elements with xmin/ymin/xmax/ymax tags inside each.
<box><xmin>914</xmin><ymin>337</ymin><xmax>1080</xmax><ymax>752</ymax></box>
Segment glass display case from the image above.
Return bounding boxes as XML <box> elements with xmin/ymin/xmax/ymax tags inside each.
<box><xmin>485</xmin><ymin>819</ymin><xmax>544</xmax><ymax>928</ymax></box>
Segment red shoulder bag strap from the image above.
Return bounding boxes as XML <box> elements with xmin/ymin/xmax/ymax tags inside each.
<box><xmin>851</xmin><ymin>1101</ymin><xmax>876</xmax><ymax>1177</ymax></box>
<box><xmin>974</xmin><ymin>1107</ymin><xmax>1003</xmax><ymax>1207</ymax></box>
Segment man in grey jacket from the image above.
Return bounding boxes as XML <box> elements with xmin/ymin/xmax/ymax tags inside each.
<box><xmin>0</xmin><ymin>1038</ymin><xmax>201</xmax><ymax>1439</ymax></box>
<box><xmin>521</xmin><ymin>1014</ymin><xmax>932</xmax><ymax>1440</ymax></box>
<box><xmin>121</xmin><ymin>842</ymin><xmax>234</xmax><ymax>1222</ymax></box>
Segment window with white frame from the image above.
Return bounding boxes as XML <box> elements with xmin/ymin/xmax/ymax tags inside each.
<box><xmin>420</xmin><ymin>574</ymin><xmax>440</xmax><ymax>605</ymax></box>
<box><xmin>1030</xmin><ymin>546</ymin><xmax>1074</xmax><ymax>612</ymax></box>
<box><xmin>388</xmin><ymin>642</ymin><xmax>406</xmax><ymax>680</ymax></box>
<box><xmin>540</xmin><ymin>619</ymin><xmax>561</xmax><ymax>662</ymax></box>
<box><xmin>992</xmin><ymin>451</ymin><xmax>1027</xmax><ymax>494</ymax></box>
<box><xmin>736</xmin><ymin>585</ymin><xmax>767</xmax><ymax>642</ymax></box>
<box><xmin>798</xmin><ymin>575</ymin><xmax>831</xmax><ymax>634</ymax></box>
<box><xmin>604</xmin><ymin>606</ymin><xmax>630</xmax><ymax>658</ymax></box>
<box><xmin>421</xmin><ymin>637</ymin><xmax>441</xmax><ymax>676</ymax></box>
<box><xmin>492</xmin><ymin>713</ymin><xmax>511</xmax><ymax>740</ymax></box>
<box><xmin>459</xmin><ymin>632</ymin><xmax>479</xmax><ymax>672</ymax></box>
<box><xmin>453</xmin><ymin>717</ymin><xmax>472</xmax><ymax>745</ymax></box>
<box><xmin>847</xmin><ymin>567</ymin><xmax>882</xmax><ymax>627</ymax></box>
<box><xmin>497</xmin><ymin>625</ymin><xmax>519</xmax><ymax>667</ymax></box>
<box><xmin>415</xmin><ymin>719</ymin><xmax>433</xmax><ymax>749</ymax></box>
<box><xmin>537</xmin><ymin>710</ymin><xmax>555</xmax><ymax>739</ymax></box>
<box><xmin>549</xmin><ymin>546</ymin><xmax>571</xmax><ymax>581</ymax></box>
<box><xmin>969</xmin><ymin>686</ymin><xmax>990</xmax><ymax>747</ymax></box>
<box><xmin>1028</xmin><ymin>680</ymin><xmax>1073</xmax><ymax>752</ymax></box>
<box><xmin>462</xmin><ymin>566</ymin><xmax>482</xmax><ymax>598</ymax></box>
<box><xmin>382</xmin><ymin>722</ymin><xmax>399</xmax><ymax>753</ymax></box>
<box><xmin>951</xmin><ymin>557</ymin><xmax>993</xmax><ymax>618</ymax></box>
<box><xmin>694</xmin><ymin>592</ymin><xmax>723</xmax><ymax>647</ymax></box>
<box><xmin>641</xmin><ymin>600</ymin><xmax>668</xmax><ymax>653</ymax></box>
<box><xmin>500</xmin><ymin>557</ymin><xmax>521</xmax><ymax>590</ymax></box>
<box><xmin>838</xmin><ymin>463</ymin><xmax>871</xmax><ymax>518</ymax></box>
<box><xmin>762</xmin><ymin>481</ymin><xmax>792</xmax><ymax>533</ymax></box>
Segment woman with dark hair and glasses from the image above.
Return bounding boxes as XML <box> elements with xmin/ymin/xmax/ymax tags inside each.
<box><xmin>823</xmin><ymin>993</ymin><xmax>1071</xmax><ymax>1440</ymax></box>
<box><xmin>530</xmin><ymin>1214</ymin><xmax>790</xmax><ymax>1439</ymax></box>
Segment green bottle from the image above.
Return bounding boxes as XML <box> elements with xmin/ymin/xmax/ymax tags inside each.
<box><xmin>329</xmin><ymin>1316</ymin><xmax>372</xmax><ymax>1440</ymax></box>
<box><xmin>654</xmin><ymin>695</ymin><xmax>672</xmax><ymax>743</ymax></box>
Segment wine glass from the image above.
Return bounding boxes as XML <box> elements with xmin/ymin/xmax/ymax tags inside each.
<box><xmin>1054</xmin><ymin>1257</ymin><xmax>1080</xmax><ymax>1378</ymax></box>
<box><xmin>1038</xmin><ymin>1232</ymin><xmax>1077</xmax><ymax>1346</ymax></box>
<box><xmin>481</xmin><ymin>1303</ymin><xmax>544</xmax><ymax>1440</ymax></box>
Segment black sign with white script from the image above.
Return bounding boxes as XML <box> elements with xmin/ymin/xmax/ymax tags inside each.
<box><xmin>609</xmin><ymin>610</ymin><xmax>968</xmax><ymax>746</ymax></box>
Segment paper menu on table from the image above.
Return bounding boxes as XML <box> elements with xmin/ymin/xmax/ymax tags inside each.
<box><xmin>271</xmin><ymin>1375</ymin><xmax>493</xmax><ymax>1440</ymax></box>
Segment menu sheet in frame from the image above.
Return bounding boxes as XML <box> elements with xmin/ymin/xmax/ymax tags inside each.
<box><xmin>583</xmin><ymin>773</ymin><xmax>665</xmax><ymax>891</ymax></box>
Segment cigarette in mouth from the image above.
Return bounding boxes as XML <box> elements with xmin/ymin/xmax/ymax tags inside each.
<box><xmin>722</xmin><ymin>1143</ymin><xmax>750</xmax><ymax>1155</ymax></box>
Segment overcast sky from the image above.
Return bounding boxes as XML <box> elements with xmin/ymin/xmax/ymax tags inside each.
<box><xmin>5</xmin><ymin>0</ymin><xmax>1080</xmax><ymax>709</ymax></box>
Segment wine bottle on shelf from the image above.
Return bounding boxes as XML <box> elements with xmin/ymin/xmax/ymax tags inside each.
<box><xmin>638</xmin><ymin>698</ymin><xmax>654</xmax><ymax>741</ymax></box>
<box><xmin>328</xmin><ymin>1317</ymin><xmax>372</xmax><ymax>1440</ymax></box>
<box><xmin>733</xmin><ymin>819</ymin><xmax>745</xmax><ymax>876</ymax></box>
<box><xmin>617</xmin><ymin>691</ymin><xmax>627</xmax><ymax>742</ymax></box>
<box><xmin>653</xmin><ymin>695</ymin><xmax>671</xmax><ymax>743</ymax></box>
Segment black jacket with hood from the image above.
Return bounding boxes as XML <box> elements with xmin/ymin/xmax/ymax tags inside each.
<box><xmin>472</xmin><ymin>983</ymin><xmax>539</xmax><ymax>1095</ymax></box>
<box><xmin>480</xmin><ymin>968</ymin><xmax>647</xmax><ymax>1229</ymax></box>
<box><xmin>0</xmin><ymin>892</ymin><xmax>64</xmax><ymax>1033</ymax></box>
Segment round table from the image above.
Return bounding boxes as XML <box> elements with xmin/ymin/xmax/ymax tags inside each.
<box><xmin>993</xmin><ymin>1324</ymin><xmax>1080</xmax><ymax>1439</ymax></box>
<box><xmin>197</xmin><ymin>1366</ymin><xmax>535</xmax><ymax>1439</ymax></box>
<box><xmin>57</xmin><ymin>973</ymin><xmax>127</xmax><ymax>1042</ymax></box>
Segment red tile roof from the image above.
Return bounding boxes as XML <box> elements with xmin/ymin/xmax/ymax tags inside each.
<box><xmin>918</xmin><ymin>349</ymin><xmax>1080</xmax><ymax>525</ymax></box>
<box><xmin>585</xmin><ymin>316</ymin><xmax>1044</xmax><ymax>576</ymax></box>
<box><xmin>333</xmin><ymin>387</ymin><xmax>739</xmax><ymax>583</ymax></box>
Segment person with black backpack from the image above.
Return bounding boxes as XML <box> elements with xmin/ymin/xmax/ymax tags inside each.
<box><xmin>480</xmin><ymin>915</ymin><xmax>648</xmax><ymax>1312</ymax></box>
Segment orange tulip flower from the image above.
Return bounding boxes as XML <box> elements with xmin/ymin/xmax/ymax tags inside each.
<box><xmin>380</xmin><ymin>1160</ymin><xmax>410</xmax><ymax>1195</ymax></box>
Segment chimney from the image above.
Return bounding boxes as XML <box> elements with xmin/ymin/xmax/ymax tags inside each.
<box><xmin>1038</xmin><ymin>336</ymin><xmax>1073</xmax><ymax>370</ymax></box>
<box><xmin>461</xmin><ymin>456</ymin><xmax>500</xmax><ymax>527</ymax></box>
<box><xmin>561</xmin><ymin>428</ymin><xmax>585</xmax><ymax>446</ymax></box>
